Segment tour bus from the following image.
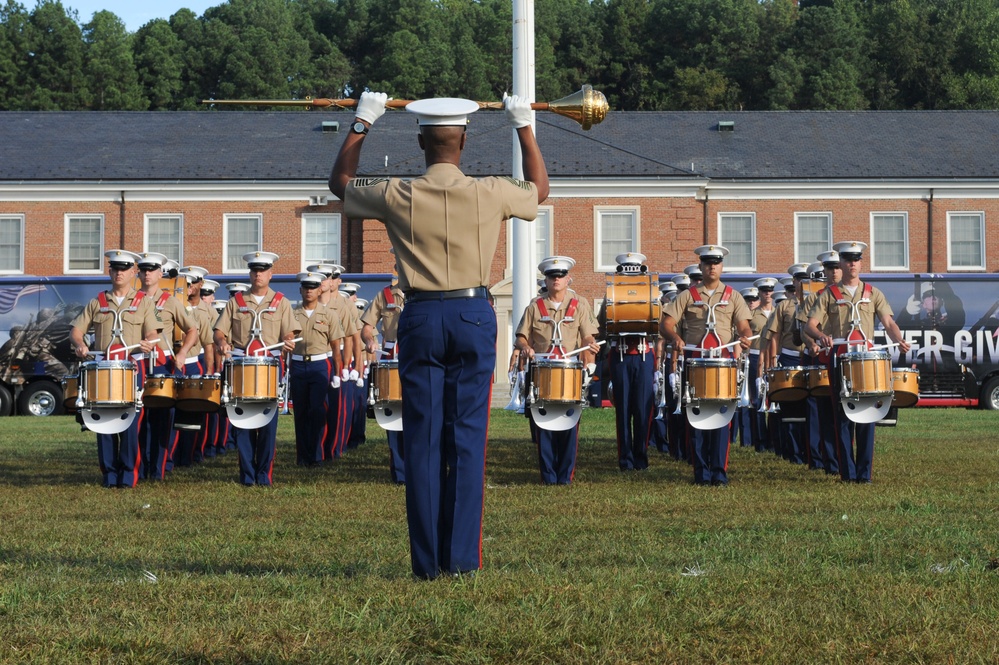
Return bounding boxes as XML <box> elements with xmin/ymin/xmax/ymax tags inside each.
<box><xmin>588</xmin><ymin>272</ymin><xmax>999</xmax><ymax>412</ymax></box>
<box><xmin>0</xmin><ymin>274</ymin><xmax>391</xmax><ymax>417</ymax></box>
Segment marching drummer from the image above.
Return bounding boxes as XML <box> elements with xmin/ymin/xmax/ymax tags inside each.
<box><xmin>307</xmin><ymin>262</ymin><xmax>360</xmax><ymax>461</ymax></box>
<box><xmin>661</xmin><ymin>245</ymin><xmax>752</xmax><ymax>486</ymax></box>
<box><xmin>650</xmin><ymin>279</ymin><xmax>678</xmax><ymax>455</ymax></box>
<box><xmin>800</xmin><ymin>251</ymin><xmax>843</xmax><ymax>476</ymax></box>
<box><xmin>68</xmin><ymin>250</ymin><xmax>160</xmax><ymax>489</ymax></box>
<box><xmin>290</xmin><ymin>271</ymin><xmax>346</xmax><ymax>467</ymax></box>
<box><xmin>194</xmin><ymin>277</ymin><xmax>225</xmax><ymax>459</ymax></box>
<box><xmin>213</xmin><ymin>251</ymin><xmax>299</xmax><ymax>487</ymax></box>
<box><xmin>804</xmin><ymin>241</ymin><xmax>910</xmax><ymax>483</ymax></box>
<box><xmin>601</xmin><ymin>252</ymin><xmax>657</xmax><ymax>472</ymax></box>
<box><xmin>360</xmin><ymin>269</ymin><xmax>407</xmax><ymax>484</ymax></box>
<box><xmin>515</xmin><ymin>256</ymin><xmax>600</xmax><ymax>485</ymax></box>
<box><xmin>135</xmin><ymin>252</ymin><xmax>201</xmax><ymax>479</ymax></box>
<box><xmin>341</xmin><ymin>282</ymin><xmax>368</xmax><ymax>450</ymax></box>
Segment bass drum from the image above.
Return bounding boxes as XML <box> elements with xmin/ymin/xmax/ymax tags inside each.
<box><xmin>603</xmin><ymin>274</ymin><xmax>661</xmax><ymax>336</ymax></box>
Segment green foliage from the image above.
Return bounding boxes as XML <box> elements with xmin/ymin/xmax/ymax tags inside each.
<box><xmin>1</xmin><ymin>0</ymin><xmax>999</xmax><ymax>110</ymax></box>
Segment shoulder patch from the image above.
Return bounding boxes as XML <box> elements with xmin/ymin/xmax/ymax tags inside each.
<box><xmin>352</xmin><ymin>177</ymin><xmax>389</xmax><ymax>188</ymax></box>
<box><xmin>500</xmin><ymin>176</ymin><xmax>533</xmax><ymax>191</ymax></box>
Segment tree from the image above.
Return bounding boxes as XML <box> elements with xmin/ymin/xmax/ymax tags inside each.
<box><xmin>83</xmin><ymin>10</ymin><xmax>146</xmax><ymax>109</ymax></box>
<box><xmin>22</xmin><ymin>0</ymin><xmax>89</xmax><ymax>109</ymax></box>
<box><xmin>0</xmin><ymin>0</ymin><xmax>31</xmax><ymax>109</ymax></box>
<box><xmin>133</xmin><ymin>19</ymin><xmax>184</xmax><ymax>110</ymax></box>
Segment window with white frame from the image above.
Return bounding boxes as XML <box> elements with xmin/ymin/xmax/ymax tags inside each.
<box><xmin>718</xmin><ymin>213</ymin><xmax>755</xmax><ymax>269</ymax></box>
<box><xmin>947</xmin><ymin>212</ymin><xmax>985</xmax><ymax>270</ymax></box>
<box><xmin>870</xmin><ymin>212</ymin><xmax>908</xmax><ymax>269</ymax></box>
<box><xmin>301</xmin><ymin>213</ymin><xmax>341</xmax><ymax>269</ymax></box>
<box><xmin>795</xmin><ymin>212</ymin><xmax>832</xmax><ymax>263</ymax></box>
<box><xmin>224</xmin><ymin>214</ymin><xmax>262</xmax><ymax>272</ymax></box>
<box><xmin>534</xmin><ymin>207</ymin><xmax>552</xmax><ymax>270</ymax></box>
<box><xmin>0</xmin><ymin>215</ymin><xmax>24</xmax><ymax>273</ymax></box>
<box><xmin>65</xmin><ymin>215</ymin><xmax>104</xmax><ymax>273</ymax></box>
<box><xmin>145</xmin><ymin>214</ymin><xmax>183</xmax><ymax>264</ymax></box>
<box><xmin>595</xmin><ymin>207</ymin><xmax>639</xmax><ymax>270</ymax></box>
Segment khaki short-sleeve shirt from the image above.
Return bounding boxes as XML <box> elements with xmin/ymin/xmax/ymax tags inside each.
<box><xmin>663</xmin><ymin>283</ymin><xmax>751</xmax><ymax>346</ymax></box>
<box><xmin>764</xmin><ymin>298</ymin><xmax>804</xmax><ymax>354</ymax></box>
<box><xmin>749</xmin><ymin>307</ymin><xmax>773</xmax><ymax>351</ymax></box>
<box><xmin>71</xmin><ymin>289</ymin><xmax>161</xmax><ymax>350</ymax></box>
<box><xmin>326</xmin><ymin>294</ymin><xmax>360</xmax><ymax>339</ymax></box>
<box><xmin>146</xmin><ymin>290</ymin><xmax>197</xmax><ymax>355</ymax></box>
<box><xmin>516</xmin><ymin>291</ymin><xmax>599</xmax><ymax>354</ymax></box>
<box><xmin>360</xmin><ymin>285</ymin><xmax>405</xmax><ymax>344</ymax></box>
<box><xmin>807</xmin><ymin>282</ymin><xmax>893</xmax><ymax>340</ymax></box>
<box><xmin>293</xmin><ymin>305</ymin><xmax>346</xmax><ymax>355</ymax></box>
<box><xmin>344</xmin><ymin>164</ymin><xmax>538</xmax><ymax>291</ymax></box>
<box><xmin>214</xmin><ymin>288</ymin><xmax>298</xmax><ymax>350</ymax></box>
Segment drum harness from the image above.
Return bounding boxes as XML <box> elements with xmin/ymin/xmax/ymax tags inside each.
<box><xmin>523</xmin><ymin>296</ymin><xmax>579</xmax><ymax>413</ymax></box>
<box><xmin>88</xmin><ymin>291</ymin><xmax>149</xmax><ymax>411</ymax></box>
<box><xmin>681</xmin><ymin>287</ymin><xmax>753</xmax><ymax>410</ymax></box>
<box><xmin>368</xmin><ymin>286</ymin><xmax>402</xmax><ymax>406</ymax></box>
<box><xmin>223</xmin><ymin>291</ymin><xmax>287</xmax><ymax>407</ymax></box>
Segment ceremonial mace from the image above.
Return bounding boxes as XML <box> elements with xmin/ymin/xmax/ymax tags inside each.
<box><xmin>201</xmin><ymin>85</ymin><xmax>609</xmax><ymax>130</ymax></box>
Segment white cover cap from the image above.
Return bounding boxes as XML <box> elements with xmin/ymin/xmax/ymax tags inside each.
<box><xmin>406</xmin><ymin>97</ymin><xmax>480</xmax><ymax>126</ymax></box>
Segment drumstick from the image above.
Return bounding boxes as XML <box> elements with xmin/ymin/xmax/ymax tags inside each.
<box><xmin>686</xmin><ymin>334</ymin><xmax>759</xmax><ymax>354</ymax></box>
<box><xmin>119</xmin><ymin>338</ymin><xmax>162</xmax><ymax>353</ymax></box>
<box><xmin>562</xmin><ymin>340</ymin><xmax>606</xmax><ymax>359</ymax></box>
<box><xmin>251</xmin><ymin>337</ymin><xmax>304</xmax><ymax>355</ymax></box>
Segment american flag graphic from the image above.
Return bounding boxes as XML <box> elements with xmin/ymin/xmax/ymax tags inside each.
<box><xmin>0</xmin><ymin>284</ymin><xmax>46</xmax><ymax>315</ymax></box>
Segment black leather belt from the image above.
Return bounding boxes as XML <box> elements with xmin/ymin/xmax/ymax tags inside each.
<box><xmin>405</xmin><ymin>287</ymin><xmax>489</xmax><ymax>303</ymax></box>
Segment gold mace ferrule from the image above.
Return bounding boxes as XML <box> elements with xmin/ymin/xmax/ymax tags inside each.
<box><xmin>200</xmin><ymin>85</ymin><xmax>609</xmax><ymax>130</ymax></box>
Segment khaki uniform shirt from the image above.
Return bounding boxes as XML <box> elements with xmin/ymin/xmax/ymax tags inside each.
<box><xmin>663</xmin><ymin>283</ymin><xmax>751</xmax><ymax>347</ymax></box>
<box><xmin>145</xmin><ymin>289</ymin><xmax>198</xmax><ymax>356</ymax></box>
<box><xmin>360</xmin><ymin>285</ymin><xmax>405</xmax><ymax>344</ymax></box>
<box><xmin>807</xmin><ymin>281</ymin><xmax>894</xmax><ymax>340</ymax></box>
<box><xmin>764</xmin><ymin>298</ymin><xmax>804</xmax><ymax>356</ymax></box>
<box><xmin>293</xmin><ymin>304</ymin><xmax>346</xmax><ymax>356</ymax></box>
<box><xmin>516</xmin><ymin>291</ymin><xmax>599</xmax><ymax>354</ymax></box>
<box><xmin>344</xmin><ymin>164</ymin><xmax>538</xmax><ymax>291</ymax></box>
<box><xmin>191</xmin><ymin>302</ymin><xmax>216</xmax><ymax>353</ymax></box>
<box><xmin>213</xmin><ymin>288</ymin><xmax>298</xmax><ymax>350</ymax></box>
<box><xmin>326</xmin><ymin>293</ymin><xmax>361</xmax><ymax>339</ymax></box>
<box><xmin>749</xmin><ymin>307</ymin><xmax>773</xmax><ymax>351</ymax></box>
<box><xmin>71</xmin><ymin>288</ymin><xmax>160</xmax><ymax>350</ymax></box>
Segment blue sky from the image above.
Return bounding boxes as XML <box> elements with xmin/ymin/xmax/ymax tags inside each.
<box><xmin>63</xmin><ymin>1</ymin><xmax>220</xmax><ymax>32</ymax></box>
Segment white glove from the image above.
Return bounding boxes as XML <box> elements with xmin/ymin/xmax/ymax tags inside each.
<box><xmin>503</xmin><ymin>92</ymin><xmax>533</xmax><ymax>129</ymax></box>
<box><xmin>668</xmin><ymin>372</ymin><xmax>679</xmax><ymax>392</ymax></box>
<box><xmin>331</xmin><ymin>375</ymin><xmax>341</xmax><ymax>389</ymax></box>
<box><xmin>355</xmin><ymin>91</ymin><xmax>389</xmax><ymax>125</ymax></box>
<box><xmin>348</xmin><ymin>369</ymin><xmax>360</xmax><ymax>382</ymax></box>
<box><xmin>356</xmin><ymin>376</ymin><xmax>365</xmax><ymax>388</ymax></box>
<box><xmin>341</xmin><ymin>368</ymin><xmax>350</xmax><ymax>381</ymax></box>
<box><xmin>363</xmin><ymin>364</ymin><xmax>370</xmax><ymax>379</ymax></box>
<box><xmin>905</xmin><ymin>294</ymin><xmax>921</xmax><ymax>315</ymax></box>
<box><xmin>585</xmin><ymin>363</ymin><xmax>597</xmax><ymax>379</ymax></box>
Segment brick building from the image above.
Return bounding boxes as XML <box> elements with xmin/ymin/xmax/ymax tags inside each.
<box><xmin>3</xmin><ymin>108</ymin><xmax>999</xmax><ymax>378</ymax></box>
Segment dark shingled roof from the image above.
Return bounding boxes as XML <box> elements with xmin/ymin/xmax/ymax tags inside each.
<box><xmin>2</xmin><ymin>109</ymin><xmax>998</xmax><ymax>182</ymax></box>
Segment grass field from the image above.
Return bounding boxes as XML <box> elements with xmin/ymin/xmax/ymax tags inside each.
<box><xmin>1</xmin><ymin>407</ymin><xmax>998</xmax><ymax>663</ymax></box>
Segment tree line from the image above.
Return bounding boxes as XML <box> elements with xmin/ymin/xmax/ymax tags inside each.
<box><xmin>3</xmin><ymin>0</ymin><xmax>999</xmax><ymax>112</ymax></box>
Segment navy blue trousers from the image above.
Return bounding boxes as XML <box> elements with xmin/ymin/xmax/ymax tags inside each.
<box><xmin>398</xmin><ymin>296</ymin><xmax>495</xmax><ymax>579</ymax></box>
<box><xmin>532</xmin><ymin>415</ymin><xmax>579</xmax><ymax>484</ymax></box>
<box><xmin>829</xmin><ymin>355</ymin><xmax>876</xmax><ymax>482</ymax></box>
<box><xmin>609</xmin><ymin>351</ymin><xmax>654</xmax><ymax>470</ymax></box>
<box><xmin>290</xmin><ymin>357</ymin><xmax>332</xmax><ymax>465</ymax></box>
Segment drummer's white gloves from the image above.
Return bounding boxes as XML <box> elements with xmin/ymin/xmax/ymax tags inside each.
<box><xmin>331</xmin><ymin>375</ymin><xmax>341</xmax><ymax>388</ymax></box>
<box><xmin>756</xmin><ymin>377</ymin><xmax>766</xmax><ymax>394</ymax></box>
<box><xmin>348</xmin><ymin>368</ymin><xmax>360</xmax><ymax>382</ymax></box>
<box><xmin>905</xmin><ymin>294</ymin><xmax>921</xmax><ymax>315</ymax></box>
<box><xmin>668</xmin><ymin>372</ymin><xmax>679</xmax><ymax>392</ymax></box>
<box><xmin>341</xmin><ymin>368</ymin><xmax>350</xmax><ymax>382</ymax></box>
<box><xmin>503</xmin><ymin>92</ymin><xmax>533</xmax><ymax>128</ymax></box>
<box><xmin>363</xmin><ymin>363</ymin><xmax>370</xmax><ymax>379</ymax></box>
<box><xmin>355</xmin><ymin>91</ymin><xmax>389</xmax><ymax>125</ymax></box>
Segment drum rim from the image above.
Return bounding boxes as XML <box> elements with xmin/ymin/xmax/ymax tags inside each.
<box><xmin>687</xmin><ymin>357</ymin><xmax>739</xmax><ymax>367</ymax></box>
<box><xmin>229</xmin><ymin>356</ymin><xmax>279</xmax><ymax>366</ymax></box>
<box><xmin>839</xmin><ymin>350</ymin><xmax>890</xmax><ymax>361</ymax></box>
<box><xmin>532</xmin><ymin>358</ymin><xmax>584</xmax><ymax>368</ymax></box>
<box><xmin>84</xmin><ymin>359</ymin><xmax>136</xmax><ymax>370</ymax></box>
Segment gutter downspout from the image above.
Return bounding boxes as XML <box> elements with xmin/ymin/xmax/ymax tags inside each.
<box><xmin>927</xmin><ymin>189</ymin><xmax>934</xmax><ymax>273</ymax></box>
<box><xmin>119</xmin><ymin>191</ymin><xmax>126</xmax><ymax>248</ymax></box>
<box><xmin>702</xmin><ymin>188</ymin><xmax>709</xmax><ymax>245</ymax></box>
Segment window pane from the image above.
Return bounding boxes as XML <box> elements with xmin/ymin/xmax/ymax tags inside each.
<box><xmin>227</xmin><ymin>216</ymin><xmax>260</xmax><ymax>270</ymax></box>
<box><xmin>0</xmin><ymin>217</ymin><xmax>22</xmax><ymax>271</ymax></box>
<box><xmin>303</xmin><ymin>214</ymin><xmax>340</xmax><ymax>265</ymax></box>
<box><xmin>534</xmin><ymin>210</ymin><xmax>550</xmax><ymax>269</ymax></box>
<box><xmin>720</xmin><ymin>214</ymin><xmax>754</xmax><ymax>268</ymax></box>
<box><xmin>68</xmin><ymin>217</ymin><xmax>102</xmax><ymax>271</ymax></box>
<box><xmin>950</xmin><ymin>214</ymin><xmax>984</xmax><ymax>267</ymax></box>
<box><xmin>872</xmin><ymin>214</ymin><xmax>906</xmax><ymax>267</ymax></box>
<box><xmin>600</xmin><ymin>211</ymin><xmax>635</xmax><ymax>267</ymax></box>
<box><xmin>147</xmin><ymin>215</ymin><xmax>181</xmax><ymax>262</ymax></box>
<box><xmin>797</xmin><ymin>214</ymin><xmax>831</xmax><ymax>262</ymax></box>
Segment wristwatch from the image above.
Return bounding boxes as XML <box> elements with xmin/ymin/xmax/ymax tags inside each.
<box><xmin>351</xmin><ymin>121</ymin><xmax>369</xmax><ymax>135</ymax></box>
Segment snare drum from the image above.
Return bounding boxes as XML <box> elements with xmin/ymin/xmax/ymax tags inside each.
<box><xmin>766</xmin><ymin>366</ymin><xmax>808</xmax><ymax>401</ymax></box>
<box><xmin>603</xmin><ymin>274</ymin><xmax>661</xmax><ymax>336</ymax></box>
<box><xmin>81</xmin><ymin>360</ymin><xmax>136</xmax><ymax>407</ymax></box>
<box><xmin>62</xmin><ymin>375</ymin><xmax>79</xmax><ymax>411</ymax></box>
<box><xmin>176</xmin><ymin>375</ymin><xmax>222</xmax><ymax>412</ymax></box>
<box><xmin>370</xmin><ymin>360</ymin><xmax>401</xmax><ymax>404</ymax></box>
<box><xmin>805</xmin><ymin>365</ymin><xmax>831</xmax><ymax>397</ymax></box>
<box><xmin>226</xmin><ymin>356</ymin><xmax>279</xmax><ymax>402</ymax></box>
<box><xmin>839</xmin><ymin>350</ymin><xmax>892</xmax><ymax>397</ymax></box>
<box><xmin>891</xmin><ymin>368</ymin><xmax>919</xmax><ymax>407</ymax></box>
<box><xmin>531</xmin><ymin>358</ymin><xmax>583</xmax><ymax>403</ymax></box>
<box><xmin>685</xmin><ymin>357</ymin><xmax>738</xmax><ymax>401</ymax></box>
<box><xmin>142</xmin><ymin>375</ymin><xmax>178</xmax><ymax>408</ymax></box>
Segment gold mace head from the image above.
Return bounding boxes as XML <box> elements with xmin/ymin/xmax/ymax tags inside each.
<box><xmin>547</xmin><ymin>85</ymin><xmax>608</xmax><ymax>130</ymax></box>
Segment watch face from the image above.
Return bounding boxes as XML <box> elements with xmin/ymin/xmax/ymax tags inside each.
<box><xmin>352</xmin><ymin>122</ymin><xmax>367</xmax><ymax>134</ymax></box>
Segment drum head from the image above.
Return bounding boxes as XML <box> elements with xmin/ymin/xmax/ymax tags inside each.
<box><xmin>685</xmin><ymin>401</ymin><xmax>737</xmax><ymax>430</ymax></box>
<box><xmin>530</xmin><ymin>401</ymin><xmax>582</xmax><ymax>431</ymax></box>
<box><xmin>81</xmin><ymin>407</ymin><xmax>137</xmax><ymax>434</ymax></box>
<box><xmin>841</xmin><ymin>395</ymin><xmax>893</xmax><ymax>424</ymax></box>
<box><xmin>374</xmin><ymin>403</ymin><xmax>403</xmax><ymax>431</ymax></box>
<box><xmin>226</xmin><ymin>401</ymin><xmax>278</xmax><ymax>429</ymax></box>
